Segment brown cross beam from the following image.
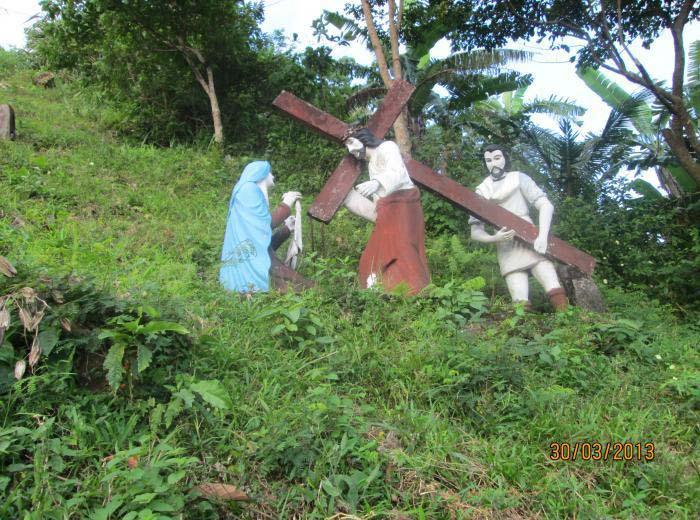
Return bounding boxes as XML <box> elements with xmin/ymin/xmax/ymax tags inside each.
<box><xmin>272</xmin><ymin>81</ymin><xmax>596</xmax><ymax>275</ymax></box>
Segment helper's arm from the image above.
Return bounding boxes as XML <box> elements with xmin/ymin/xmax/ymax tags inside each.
<box><xmin>533</xmin><ymin>198</ymin><xmax>554</xmax><ymax>254</ymax></box>
<box><xmin>470</xmin><ymin>222</ymin><xmax>516</xmax><ymax>243</ymax></box>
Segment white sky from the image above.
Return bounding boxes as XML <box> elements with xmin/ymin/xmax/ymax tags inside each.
<box><xmin>2</xmin><ymin>0</ymin><xmax>698</xmax><ymax>138</ymax></box>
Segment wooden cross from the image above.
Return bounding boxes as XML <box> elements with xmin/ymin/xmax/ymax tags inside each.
<box><xmin>273</xmin><ymin>80</ymin><xmax>596</xmax><ymax>275</ymax></box>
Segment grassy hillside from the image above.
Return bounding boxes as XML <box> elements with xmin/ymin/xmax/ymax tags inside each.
<box><xmin>1</xmin><ymin>64</ymin><xmax>699</xmax><ymax>519</ymax></box>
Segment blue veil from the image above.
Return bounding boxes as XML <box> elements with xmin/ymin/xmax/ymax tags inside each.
<box><xmin>219</xmin><ymin>161</ymin><xmax>272</xmax><ymax>292</ymax></box>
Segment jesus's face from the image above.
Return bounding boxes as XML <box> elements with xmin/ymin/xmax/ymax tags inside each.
<box><xmin>345</xmin><ymin>137</ymin><xmax>366</xmax><ymax>161</ymax></box>
<box><xmin>484</xmin><ymin>149</ymin><xmax>506</xmax><ymax>179</ymax></box>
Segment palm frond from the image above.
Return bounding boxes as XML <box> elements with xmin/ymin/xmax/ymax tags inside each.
<box><xmin>686</xmin><ymin>41</ymin><xmax>700</xmax><ymax>115</ymax></box>
<box><xmin>687</xmin><ymin>40</ymin><xmax>700</xmax><ymax>90</ymax></box>
<box><xmin>578</xmin><ymin>66</ymin><xmax>655</xmax><ymax>136</ymax></box>
<box><xmin>524</xmin><ymin>96</ymin><xmax>586</xmax><ymax>120</ymax></box>
<box><xmin>319</xmin><ymin>10</ymin><xmax>367</xmax><ymax>47</ymax></box>
<box><xmin>445</xmin><ymin>72</ymin><xmax>533</xmax><ymax>109</ymax></box>
<box><xmin>345</xmin><ymin>86</ymin><xmax>387</xmax><ymax>112</ymax></box>
<box><xmin>585</xmin><ymin>103</ymin><xmax>635</xmax><ymax>179</ymax></box>
<box><xmin>422</xmin><ymin>49</ymin><xmax>532</xmax><ymax>77</ymax></box>
<box><xmin>346</xmin><ymin>104</ymin><xmax>374</xmax><ymax>127</ymax></box>
<box><xmin>519</xmin><ymin>123</ymin><xmax>559</xmax><ymax>173</ymax></box>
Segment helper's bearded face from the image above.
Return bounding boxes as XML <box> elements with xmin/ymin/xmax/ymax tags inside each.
<box><xmin>345</xmin><ymin>137</ymin><xmax>366</xmax><ymax>161</ymax></box>
<box><xmin>484</xmin><ymin>150</ymin><xmax>507</xmax><ymax>179</ymax></box>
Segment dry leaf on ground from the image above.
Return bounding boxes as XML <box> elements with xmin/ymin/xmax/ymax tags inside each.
<box><xmin>14</xmin><ymin>360</ymin><xmax>26</xmax><ymax>380</ymax></box>
<box><xmin>0</xmin><ymin>256</ymin><xmax>16</xmax><ymax>278</ymax></box>
<box><xmin>194</xmin><ymin>483</ymin><xmax>250</xmax><ymax>501</ymax></box>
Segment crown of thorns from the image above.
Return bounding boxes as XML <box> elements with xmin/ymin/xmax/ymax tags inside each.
<box><xmin>342</xmin><ymin>126</ymin><xmax>363</xmax><ymax>142</ymax></box>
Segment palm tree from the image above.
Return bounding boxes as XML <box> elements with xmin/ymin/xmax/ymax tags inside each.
<box><xmin>345</xmin><ymin>46</ymin><xmax>534</xmax><ymax>138</ymax></box>
<box><xmin>455</xmin><ymin>84</ymin><xmax>587</xmax><ymax>148</ymax></box>
<box><xmin>313</xmin><ymin>9</ymin><xmax>533</xmax><ymax>140</ymax></box>
<box><xmin>578</xmin><ymin>52</ymin><xmax>700</xmax><ymax>198</ymax></box>
<box><xmin>518</xmin><ymin>104</ymin><xmax>637</xmax><ymax>201</ymax></box>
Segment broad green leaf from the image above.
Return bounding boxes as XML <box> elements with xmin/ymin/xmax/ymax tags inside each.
<box><xmin>174</xmin><ymin>388</ymin><xmax>195</xmax><ymax>408</ymax></box>
<box><xmin>103</xmin><ymin>343</ymin><xmax>125</xmax><ymax>390</ymax></box>
<box><xmin>98</xmin><ymin>330</ymin><xmax>129</xmax><ymax>342</ymax></box>
<box><xmin>137</xmin><ymin>345</ymin><xmax>153</xmax><ymax>373</ymax></box>
<box><xmin>167</xmin><ymin>470</ymin><xmax>186</xmax><ymax>485</ymax></box>
<box><xmin>321</xmin><ymin>478</ymin><xmax>341</xmax><ymax>497</ymax></box>
<box><xmin>165</xmin><ymin>398</ymin><xmax>184</xmax><ymax>428</ymax></box>
<box><xmin>283</xmin><ymin>308</ymin><xmax>301</xmax><ymax>323</ymax></box>
<box><xmin>577</xmin><ymin>67</ymin><xmax>652</xmax><ymax>135</ymax></box>
<box><xmin>150</xmin><ymin>500</ymin><xmax>176</xmax><ymax>512</ymax></box>
<box><xmin>93</xmin><ymin>498</ymin><xmax>124</xmax><ymax>520</ymax></box>
<box><xmin>417</xmin><ymin>53</ymin><xmax>431</xmax><ymax>71</ymax></box>
<box><xmin>630</xmin><ymin>179</ymin><xmax>663</xmax><ymax>200</ymax></box>
<box><xmin>37</xmin><ymin>327</ymin><xmax>60</xmax><ymax>357</ymax></box>
<box><xmin>578</xmin><ymin>66</ymin><xmax>631</xmax><ymax>107</ymax></box>
<box><xmin>141</xmin><ymin>321</ymin><xmax>189</xmax><ymax>335</ymax></box>
<box><xmin>190</xmin><ymin>380</ymin><xmax>232</xmax><ymax>410</ymax></box>
<box><xmin>133</xmin><ymin>492</ymin><xmax>157</xmax><ymax>504</ymax></box>
<box><xmin>270</xmin><ymin>323</ymin><xmax>285</xmax><ymax>336</ymax></box>
<box><xmin>666</xmin><ymin>165</ymin><xmax>698</xmax><ymax>193</ymax></box>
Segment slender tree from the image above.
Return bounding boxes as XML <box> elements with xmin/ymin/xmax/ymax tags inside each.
<box><xmin>36</xmin><ymin>0</ymin><xmax>263</xmax><ymax>145</ymax></box>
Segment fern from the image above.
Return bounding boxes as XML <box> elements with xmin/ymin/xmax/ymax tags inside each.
<box><xmin>137</xmin><ymin>345</ymin><xmax>153</xmax><ymax>373</ymax></box>
<box><xmin>104</xmin><ymin>342</ymin><xmax>125</xmax><ymax>391</ymax></box>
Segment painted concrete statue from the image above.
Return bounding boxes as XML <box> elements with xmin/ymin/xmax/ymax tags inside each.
<box><xmin>469</xmin><ymin>145</ymin><xmax>568</xmax><ymax>311</ymax></box>
<box><xmin>341</xmin><ymin>127</ymin><xmax>430</xmax><ymax>295</ymax></box>
<box><xmin>219</xmin><ymin>160</ymin><xmax>308</xmax><ymax>293</ymax></box>
<box><xmin>0</xmin><ymin>104</ymin><xmax>16</xmax><ymax>141</ymax></box>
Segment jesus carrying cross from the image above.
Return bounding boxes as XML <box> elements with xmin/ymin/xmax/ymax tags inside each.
<box><xmin>341</xmin><ymin>127</ymin><xmax>431</xmax><ymax>295</ymax></box>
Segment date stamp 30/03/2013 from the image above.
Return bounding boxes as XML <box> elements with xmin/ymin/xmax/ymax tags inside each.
<box><xmin>549</xmin><ymin>442</ymin><xmax>656</xmax><ymax>462</ymax></box>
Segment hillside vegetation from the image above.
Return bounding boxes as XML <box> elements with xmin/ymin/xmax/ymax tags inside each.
<box><xmin>1</xmin><ymin>62</ymin><xmax>699</xmax><ymax>519</ymax></box>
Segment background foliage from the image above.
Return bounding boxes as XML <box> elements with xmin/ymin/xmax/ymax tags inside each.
<box><xmin>0</xmin><ymin>2</ymin><xmax>698</xmax><ymax>513</ymax></box>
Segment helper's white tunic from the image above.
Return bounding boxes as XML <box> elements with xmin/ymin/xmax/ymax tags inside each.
<box><xmin>469</xmin><ymin>171</ymin><xmax>550</xmax><ymax>276</ymax></box>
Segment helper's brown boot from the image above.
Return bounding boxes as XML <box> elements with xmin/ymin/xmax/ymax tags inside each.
<box><xmin>547</xmin><ymin>287</ymin><xmax>568</xmax><ymax>312</ymax></box>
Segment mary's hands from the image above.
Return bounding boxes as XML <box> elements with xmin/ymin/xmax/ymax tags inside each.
<box><xmin>282</xmin><ymin>191</ymin><xmax>301</xmax><ymax>207</ymax></box>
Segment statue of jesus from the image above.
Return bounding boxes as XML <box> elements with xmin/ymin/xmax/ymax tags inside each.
<box><xmin>340</xmin><ymin>127</ymin><xmax>430</xmax><ymax>295</ymax></box>
<box><xmin>469</xmin><ymin>144</ymin><xmax>568</xmax><ymax>311</ymax></box>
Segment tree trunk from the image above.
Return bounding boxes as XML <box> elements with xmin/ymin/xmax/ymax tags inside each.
<box><xmin>393</xmin><ymin>110</ymin><xmax>412</xmax><ymax>156</ymax></box>
<box><xmin>205</xmin><ymin>65</ymin><xmax>223</xmax><ymax>145</ymax></box>
<box><xmin>656</xmin><ymin>166</ymin><xmax>683</xmax><ymax>198</ymax></box>
<box><xmin>387</xmin><ymin>0</ymin><xmax>411</xmax><ymax>156</ymax></box>
<box><xmin>177</xmin><ymin>40</ymin><xmax>224</xmax><ymax>146</ymax></box>
<box><xmin>361</xmin><ymin>0</ymin><xmax>412</xmax><ymax>155</ymax></box>
<box><xmin>662</xmin><ymin>127</ymin><xmax>700</xmax><ymax>186</ymax></box>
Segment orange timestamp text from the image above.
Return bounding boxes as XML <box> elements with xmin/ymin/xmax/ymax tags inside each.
<box><xmin>549</xmin><ymin>442</ymin><xmax>655</xmax><ymax>462</ymax></box>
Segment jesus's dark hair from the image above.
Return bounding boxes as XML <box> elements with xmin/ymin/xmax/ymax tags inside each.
<box><xmin>344</xmin><ymin>127</ymin><xmax>384</xmax><ymax>148</ymax></box>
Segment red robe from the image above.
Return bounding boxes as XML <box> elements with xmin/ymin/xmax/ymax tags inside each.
<box><xmin>358</xmin><ymin>187</ymin><xmax>430</xmax><ymax>295</ymax></box>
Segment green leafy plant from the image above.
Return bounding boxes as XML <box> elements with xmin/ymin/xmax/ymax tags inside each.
<box><xmin>161</xmin><ymin>375</ymin><xmax>232</xmax><ymax>428</ymax></box>
<box><xmin>93</xmin><ymin>439</ymin><xmax>198</xmax><ymax>520</ymax></box>
<box><xmin>425</xmin><ymin>277</ymin><xmax>489</xmax><ymax>326</ymax></box>
<box><xmin>99</xmin><ymin>307</ymin><xmax>189</xmax><ymax>391</ymax></box>
<box><xmin>256</xmin><ymin>297</ymin><xmax>335</xmax><ymax>350</ymax></box>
